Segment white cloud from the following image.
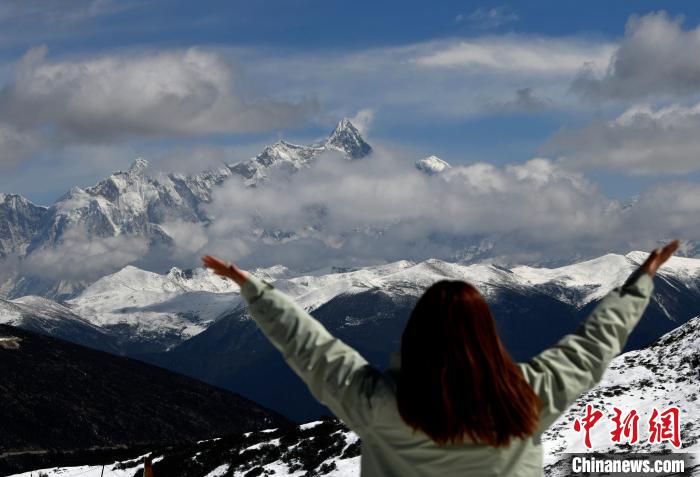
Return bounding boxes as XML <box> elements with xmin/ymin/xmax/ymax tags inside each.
<box><xmin>572</xmin><ymin>11</ymin><xmax>700</xmax><ymax>101</ymax></box>
<box><xmin>198</xmin><ymin>152</ymin><xmax>618</xmax><ymax>269</ymax></box>
<box><xmin>240</xmin><ymin>35</ymin><xmax>614</xmax><ymax>124</ymax></box>
<box><xmin>412</xmin><ymin>37</ymin><xmax>614</xmax><ymax>75</ymax></box>
<box><xmin>158</xmin><ymin>220</ymin><xmax>210</xmax><ymax>262</ymax></box>
<box><xmin>348</xmin><ymin>109</ymin><xmax>374</xmax><ymax>135</ymax></box>
<box><xmin>0</xmin><ymin>46</ymin><xmax>319</xmax><ymax>144</ymax></box>
<box><xmin>186</xmin><ymin>153</ymin><xmax>700</xmax><ymax>269</ymax></box>
<box><xmin>20</xmin><ymin>227</ymin><xmax>149</xmax><ymax>281</ymax></box>
<box><xmin>0</xmin><ymin>125</ymin><xmax>39</xmax><ymax>170</ymax></box>
<box><xmin>544</xmin><ymin>101</ymin><xmax>700</xmax><ymax>174</ymax></box>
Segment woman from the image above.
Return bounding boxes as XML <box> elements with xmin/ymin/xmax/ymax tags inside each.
<box><xmin>202</xmin><ymin>239</ymin><xmax>679</xmax><ymax>477</ymax></box>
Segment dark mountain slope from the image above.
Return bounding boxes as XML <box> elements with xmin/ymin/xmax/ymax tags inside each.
<box><xmin>0</xmin><ymin>324</ymin><xmax>290</xmax><ymax>475</ymax></box>
<box><xmin>145</xmin><ymin>287</ymin><xmax>583</xmax><ymax>421</ymax></box>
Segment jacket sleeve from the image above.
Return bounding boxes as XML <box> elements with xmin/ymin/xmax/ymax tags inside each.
<box><xmin>239</xmin><ymin>273</ymin><xmax>383</xmax><ymax>431</ymax></box>
<box><xmin>519</xmin><ymin>269</ymin><xmax>655</xmax><ymax>433</ymax></box>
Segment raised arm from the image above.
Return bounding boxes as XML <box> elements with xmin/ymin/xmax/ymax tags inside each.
<box><xmin>202</xmin><ymin>255</ymin><xmax>382</xmax><ymax>432</ymax></box>
<box><xmin>519</xmin><ymin>240</ymin><xmax>679</xmax><ymax>432</ymax></box>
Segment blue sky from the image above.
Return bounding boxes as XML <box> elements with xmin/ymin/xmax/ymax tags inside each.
<box><xmin>3</xmin><ymin>0</ymin><xmax>700</xmax><ymax>208</ymax></box>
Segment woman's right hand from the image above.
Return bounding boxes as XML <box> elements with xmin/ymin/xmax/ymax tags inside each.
<box><xmin>638</xmin><ymin>240</ymin><xmax>681</xmax><ymax>277</ymax></box>
<box><xmin>202</xmin><ymin>255</ymin><xmax>248</xmax><ymax>286</ymax></box>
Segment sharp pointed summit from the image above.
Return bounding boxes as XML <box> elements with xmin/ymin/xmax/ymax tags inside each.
<box><xmin>227</xmin><ymin>119</ymin><xmax>373</xmax><ymax>186</ymax></box>
<box><xmin>326</xmin><ymin>118</ymin><xmax>372</xmax><ymax>160</ymax></box>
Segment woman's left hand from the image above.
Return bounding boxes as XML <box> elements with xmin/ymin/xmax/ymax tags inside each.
<box><xmin>202</xmin><ymin>255</ymin><xmax>248</xmax><ymax>286</ymax></box>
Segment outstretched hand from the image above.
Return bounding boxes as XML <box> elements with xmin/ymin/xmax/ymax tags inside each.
<box><xmin>202</xmin><ymin>255</ymin><xmax>248</xmax><ymax>286</ymax></box>
<box><xmin>639</xmin><ymin>240</ymin><xmax>681</xmax><ymax>278</ymax></box>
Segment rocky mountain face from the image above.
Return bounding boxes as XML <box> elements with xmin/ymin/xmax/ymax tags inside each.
<box><xmin>0</xmin><ymin>119</ymin><xmax>372</xmax><ymax>301</ymax></box>
<box><xmin>0</xmin><ymin>324</ymin><xmax>289</xmax><ymax>476</ymax></box>
<box><xmin>0</xmin><ymin>194</ymin><xmax>47</xmax><ymax>260</ymax></box>
<box><xmin>229</xmin><ymin>118</ymin><xmax>371</xmax><ymax>185</ymax></box>
<box><xmin>9</xmin><ymin>317</ymin><xmax>699</xmax><ymax>477</ymax></box>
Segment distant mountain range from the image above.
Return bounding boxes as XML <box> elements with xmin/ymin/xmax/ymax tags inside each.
<box><xmin>0</xmin><ymin>324</ymin><xmax>288</xmax><ymax>476</ymax></box>
<box><xmin>0</xmin><ymin>118</ymin><xmax>373</xmax><ymax>301</ymax></box>
<box><xmin>2</xmin><ymin>249</ymin><xmax>699</xmax><ymax>420</ymax></box>
<box><xmin>9</xmin><ymin>316</ymin><xmax>698</xmax><ymax>477</ymax></box>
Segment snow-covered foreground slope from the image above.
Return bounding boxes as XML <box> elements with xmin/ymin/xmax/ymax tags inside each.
<box><xmin>11</xmin><ymin>317</ymin><xmax>699</xmax><ymax>477</ymax></box>
<box><xmin>543</xmin><ymin>315</ymin><xmax>700</xmax><ymax>476</ymax></box>
<box><xmin>8</xmin><ymin>420</ymin><xmax>361</xmax><ymax>477</ymax></box>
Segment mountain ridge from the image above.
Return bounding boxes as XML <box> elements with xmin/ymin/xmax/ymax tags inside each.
<box><xmin>0</xmin><ymin>324</ymin><xmax>290</xmax><ymax>475</ymax></box>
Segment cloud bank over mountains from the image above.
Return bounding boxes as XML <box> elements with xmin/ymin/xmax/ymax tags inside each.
<box><xmin>1</xmin><ymin>117</ymin><xmax>699</xmax><ymax>301</ymax></box>
<box><xmin>2</xmin><ymin>10</ymin><xmax>700</xmax><ymax>287</ymax></box>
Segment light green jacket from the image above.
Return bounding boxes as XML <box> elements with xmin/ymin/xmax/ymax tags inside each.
<box><xmin>240</xmin><ymin>269</ymin><xmax>655</xmax><ymax>477</ymax></box>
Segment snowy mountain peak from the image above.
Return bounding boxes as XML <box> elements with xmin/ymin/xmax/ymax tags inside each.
<box><xmin>326</xmin><ymin>118</ymin><xmax>372</xmax><ymax>160</ymax></box>
<box><xmin>0</xmin><ymin>193</ymin><xmax>40</xmax><ymax>208</ymax></box>
<box><xmin>415</xmin><ymin>155</ymin><xmax>451</xmax><ymax>175</ymax></box>
<box><xmin>127</xmin><ymin>157</ymin><xmax>150</xmax><ymax>176</ymax></box>
<box><xmin>227</xmin><ymin>120</ymin><xmax>373</xmax><ymax>185</ymax></box>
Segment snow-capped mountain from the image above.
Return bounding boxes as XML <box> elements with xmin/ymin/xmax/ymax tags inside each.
<box><xmin>3</xmin><ymin>250</ymin><xmax>698</xmax><ymax>382</ymax></box>
<box><xmin>67</xmin><ymin>265</ymin><xmax>243</xmax><ymax>353</ymax></box>
<box><xmin>415</xmin><ymin>155</ymin><xmax>451</xmax><ymax>175</ymax></box>
<box><xmin>228</xmin><ymin>118</ymin><xmax>372</xmax><ymax>185</ymax></box>
<box><xmin>11</xmin><ymin>317</ymin><xmax>698</xmax><ymax>477</ymax></box>
<box><xmin>0</xmin><ymin>118</ymin><xmax>372</xmax><ymax>300</ymax></box>
<box><xmin>28</xmin><ymin>157</ymin><xmax>230</xmax><ymax>255</ymax></box>
<box><xmin>0</xmin><ymin>295</ymin><xmax>117</xmax><ymax>353</ymax></box>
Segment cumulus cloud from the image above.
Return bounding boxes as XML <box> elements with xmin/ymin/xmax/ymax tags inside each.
<box><xmin>544</xmin><ymin>101</ymin><xmax>700</xmax><ymax>174</ymax></box>
<box><xmin>194</xmin><ymin>152</ymin><xmax>622</xmax><ymax>270</ymax></box>
<box><xmin>348</xmin><ymin>109</ymin><xmax>374</xmax><ymax>135</ymax></box>
<box><xmin>0</xmin><ymin>125</ymin><xmax>39</xmax><ymax>170</ymax></box>
<box><xmin>0</xmin><ymin>45</ymin><xmax>319</xmax><ymax>144</ymax></box>
<box><xmin>158</xmin><ymin>220</ymin><xmax>211</xmax><ymax>263</ymax></box>
<box><xmin>572</xmin><ymin>11</ymin><xmax>700</xmax><ymax>101</ymax></box>
<box><xmin>20</xmin><ymin>227</ymin><xmax>149</xmax><ymax>281</ymax></box>
<box><xmin>186</xmin><ymin>154</ymin><xmax>699</xmax><ymax>270</ymax></box>
<box><xmin>241</xmin><ymin>35</ymin><xmax>614</xmax><ymax>126</ymax></box>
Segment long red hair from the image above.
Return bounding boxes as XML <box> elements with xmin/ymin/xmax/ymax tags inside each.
<box><xmin>396</xmin><ymin>280</ymin><xmax>540</xmax><ymax>447</ymax></box>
